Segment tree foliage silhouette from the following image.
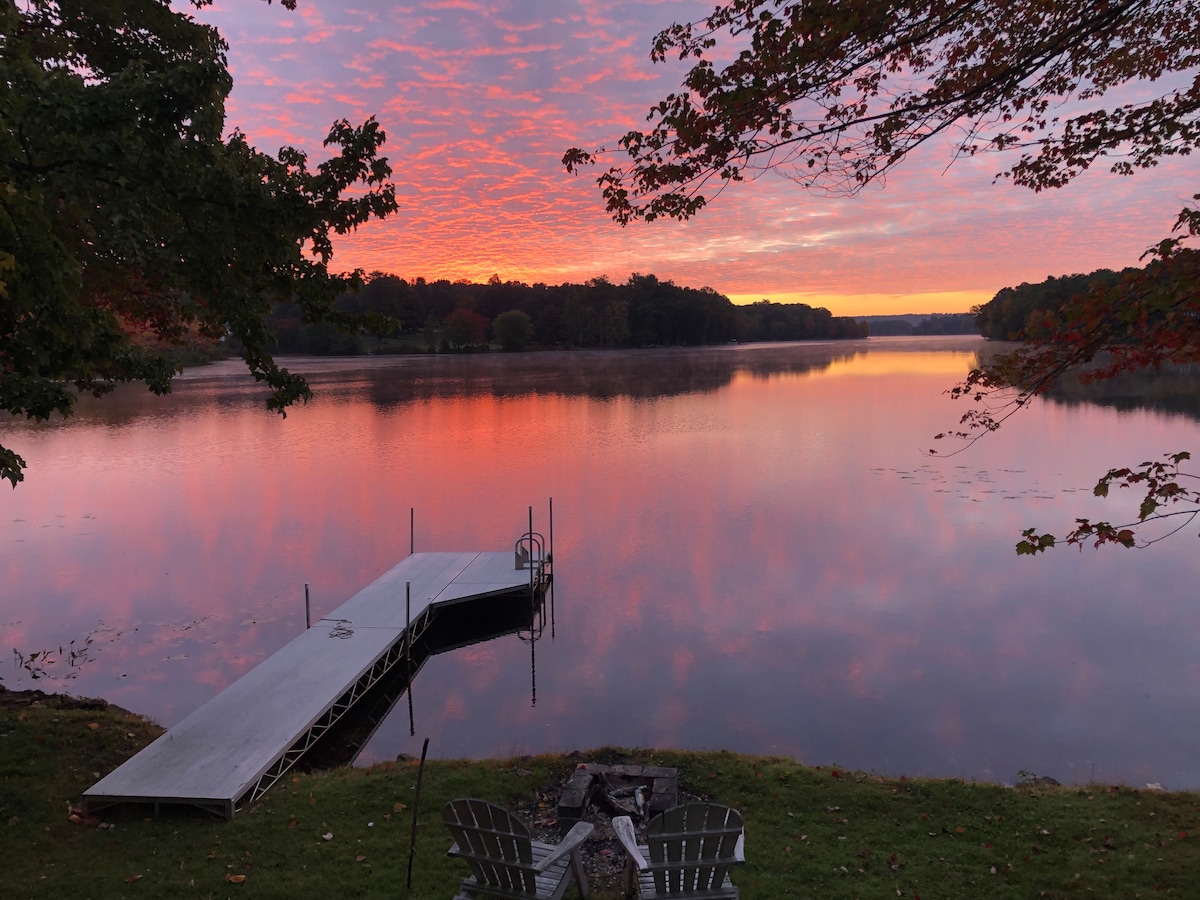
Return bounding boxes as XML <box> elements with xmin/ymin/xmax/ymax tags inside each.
<box><xmin>566</xmin><ymin>0</ymin><xmax>1200</xmax><ymax>550</ymax></box>
<box><xmin>0</xmin><ymin>0</ymin><xmax>397</xmax><ymax>485</ymax></box>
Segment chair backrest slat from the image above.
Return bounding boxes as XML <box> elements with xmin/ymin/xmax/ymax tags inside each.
<box><xmin>443</xmin><ymin>798</ymin><xmax>536</xmax><ymax>894</ymax></box>
<box><xmin>646</xmin><ymin>802</ymin><xmax>742</xmax><ymax>895</ymax></box>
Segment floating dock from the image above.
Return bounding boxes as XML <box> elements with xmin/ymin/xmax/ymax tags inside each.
<box><xmin>84</xmin><ymin>545</ymin><xmax>549</xmax><ymax>818</ymax></box>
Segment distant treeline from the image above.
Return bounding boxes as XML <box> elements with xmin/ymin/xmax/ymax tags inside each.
<box><xmin>856</xmin><ymin>313</ymin><xmax>978</xmax><ymax>336</ymax></box>
<box><xmin>265</xmin><ymin>273</ymin><xmax>869</xmax><ymax>355</ymax></box>
<box><xmin>973</xmin><ymin>267</ymin><xmax>1136</xmax><ymax>340</ymax></box>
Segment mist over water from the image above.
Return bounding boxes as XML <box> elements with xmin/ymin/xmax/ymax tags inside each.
<box><xmin>4</xmin><ymin>336</ymin><xmax>1200</xmax><ymax>788</ymax></box>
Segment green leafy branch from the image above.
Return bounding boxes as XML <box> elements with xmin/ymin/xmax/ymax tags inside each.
<box><xmin>1017</xmin><ymin>452</ymin><xmax>1199</xmax><ymax>554</ymax></box>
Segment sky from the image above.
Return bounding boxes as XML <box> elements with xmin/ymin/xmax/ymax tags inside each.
<box><xmin>187</xmin><ymin>0</ymin><xmax>1198</xmax><ymax>316</ymax></box>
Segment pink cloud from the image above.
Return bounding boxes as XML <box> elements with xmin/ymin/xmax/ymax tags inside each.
<box><xmin>183</xmin><ymin>0</ymin><xmax>1198</xmax><ymax>315</ymax></box>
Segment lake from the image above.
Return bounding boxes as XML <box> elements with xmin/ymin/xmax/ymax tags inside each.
<box><xmin>3</xmin><ymin>336</ymin><xmax>1199</xmax><ymax>788</ymax></box>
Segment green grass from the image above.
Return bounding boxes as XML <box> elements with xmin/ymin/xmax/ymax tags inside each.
<box><xmin>3</xmin><ymin>696</ymin><xmax>1200</xmax><ymax>898</ymax></box>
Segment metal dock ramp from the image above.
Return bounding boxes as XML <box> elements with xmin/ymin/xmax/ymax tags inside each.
<box><xmin>84</xmin><ymin>548</ymin><xmax>549</xmax><ymax>818</ymax></box>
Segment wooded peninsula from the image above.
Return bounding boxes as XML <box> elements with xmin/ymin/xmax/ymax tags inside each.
<box><xmin>266</xmin><ymin>273</ymin><xmax>869</xmax><ymax>354</ymax></box>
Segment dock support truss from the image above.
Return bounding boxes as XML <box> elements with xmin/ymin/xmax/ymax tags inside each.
<box><xmin>234</xmin><ymin>603</ymin><xmax>438</xmax><ymax>812</ymax></box>
<box><xmin>233</xmin><ymin>556</ymin><xmax>550</xmax><ymax>814</ymax></box>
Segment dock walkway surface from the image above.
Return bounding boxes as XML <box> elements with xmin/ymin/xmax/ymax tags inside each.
<box><xmin>84</xmin><ymin>551</ymin><xmax>543</xmax><ymax>818</ymax></box>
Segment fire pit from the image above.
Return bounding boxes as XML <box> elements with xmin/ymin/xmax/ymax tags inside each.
<box><xmin>556</xmin><ymin>763</ymin><xmax>678</xmax><ymax>834</ymax></box>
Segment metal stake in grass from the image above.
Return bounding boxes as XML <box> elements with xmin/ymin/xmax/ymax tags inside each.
<box><xmin>406</xmin><ymin>737</ymin><xmax>430</xmax><ymax>891</ymax></box>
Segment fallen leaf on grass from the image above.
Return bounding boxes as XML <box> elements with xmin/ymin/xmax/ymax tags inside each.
<box><xmin>225</xmin><ymin>873</ymin><xmax>246</xmax><ymax>883</ymax></box>
<box><xmin>322</xmin><ymin>832</ymin><xmax>333</xmax><ymax>841</ymax></box>
<box><xmin>124</xmin><ymin>875</ymin><xmax>143</xmax><ymax>883</ymax></box>
<box><xmin>87</xmin><ymin>722</ymin><xmax>100</xmax><ymax>731</ymax></box>
<box><xmin>356</xmin><ymin>854</ymin><xmax>366</xmax><ymax>862</ymax></box>
<box><xmin>393</xmin><ymin>802</ymin><xmax>406</xmax><ymax>813</ymax></box>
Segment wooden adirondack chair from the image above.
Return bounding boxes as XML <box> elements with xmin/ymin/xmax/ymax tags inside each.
<box><xmin>443</xmin><ymin>798</ymin><xmax>594</xmax><ymax>900</ymax></box>
<box><xmin>613</xmin><ymin>802</ymin><xmax>744</xmax><ymax>899</ymax></box>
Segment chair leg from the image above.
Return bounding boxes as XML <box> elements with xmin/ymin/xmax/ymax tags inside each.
<box><xmin>623</xmin><ymin>860</ymin><xmax>637</xmax><ymax>899</ymax></box>
<box><xmin>569</xmin><ymin>848</ymin><xmax>590</xmax><ymax>898</ymax></box>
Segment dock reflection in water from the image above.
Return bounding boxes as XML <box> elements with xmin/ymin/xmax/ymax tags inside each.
<box><xmin>310</xmin><ymin>584</ymin><xmax>550</xmax><ymax>771</ymax></box>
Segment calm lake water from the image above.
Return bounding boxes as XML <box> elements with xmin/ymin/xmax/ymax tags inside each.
<box><xmin>4</xmin><ymin>336</ymin><xmax>1200</xmax><ymax>788</ymax></box>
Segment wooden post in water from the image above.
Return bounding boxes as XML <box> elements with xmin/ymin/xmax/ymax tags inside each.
<box><xmin>304</xmin><ymin>584</ymin><xmax>311</xmax><ymax>630</ymax></box>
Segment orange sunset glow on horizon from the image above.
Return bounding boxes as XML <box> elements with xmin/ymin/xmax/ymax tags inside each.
<box><xmin>188</xmin><ymin>1</ymin><xmax>1197</xmax><ymax>317</ymax></box>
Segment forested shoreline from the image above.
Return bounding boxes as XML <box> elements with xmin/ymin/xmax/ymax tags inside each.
<box><xmin>973</xmin><ymin>267</ymin><xmax>1138</xmax><ymax>340</ymax></box>
<box><xmin>265</xmin><ymin>273</ymin><xmax>869</xmax><ymax>355</ymax></box>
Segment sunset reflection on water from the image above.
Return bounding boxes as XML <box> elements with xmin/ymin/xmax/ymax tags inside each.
<box><xmin>3</xmin><ymin>337</ymin><xmax>1200</xmax><ymax>787</ymax></box>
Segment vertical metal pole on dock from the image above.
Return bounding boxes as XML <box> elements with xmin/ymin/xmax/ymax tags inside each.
<box><xmin>528</xmin><ymin>504</ymin><xmax>537</xmax><ymax>706</ymax></box>
<box><xmin>529</xmin><ymin>505</ymin><xmax>537</xmax><ymax>707</ymax></box>
<box><xmin>528</xmin><ymin>505</ymin><xmax>536</xmax><ymax>630</ymax></box>
<box><xmin>304</xmin><ymin>583</ymin><xmax>311</xmax><ymax>630</ymax></box>
<box><xmin>548</xmin><ymin>497</ymin><xmax>555</xmax><ymax>639</ymax></box>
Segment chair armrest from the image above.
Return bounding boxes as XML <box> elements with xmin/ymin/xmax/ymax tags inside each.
<box><xmin>612</xmin><ymin>816</ymin><xmax>648</xmax><ymax>871</ymax></box>
<box><xmin>533</xmin><ymin>821</ymin><xmax>594</xmax><ymax>873</ymax></box>
<box><xmin>734</xmin><ymin>830</ymin><xmax>745</xmax><ymax>863</ymax></box>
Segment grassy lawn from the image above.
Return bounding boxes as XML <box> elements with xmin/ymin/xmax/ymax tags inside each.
<box><xmin>3</xmin><ymin>691</ymin><xmax>1199</xmax><ymax>898</ymax></box>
